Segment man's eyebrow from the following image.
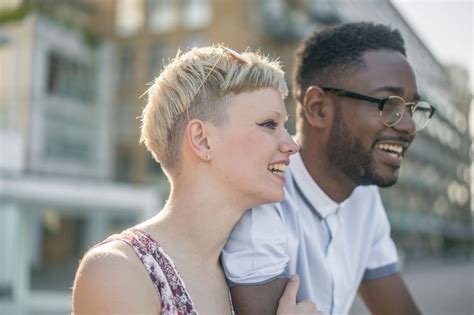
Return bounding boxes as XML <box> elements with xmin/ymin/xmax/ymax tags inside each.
<box><xmin>371</xmin><ymin>86</ymin><xmax>404</xmax><ymax>95</ymax></box>
<box><xmin>372</xmin><ymin>86</ymin><xmax>420</xmax><ymax>101</ymax></box>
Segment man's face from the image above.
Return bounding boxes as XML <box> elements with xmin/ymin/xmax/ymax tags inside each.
<box><xmin>327</xmin><ymin>50</ymin><xmax>417</xmax><ymax>187</ymax></box>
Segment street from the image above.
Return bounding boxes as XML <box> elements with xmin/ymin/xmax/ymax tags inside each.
<box><xmin>350</xmin><ymin>258</ymin><xmax>473</xmax><ymax>315</ymax></box>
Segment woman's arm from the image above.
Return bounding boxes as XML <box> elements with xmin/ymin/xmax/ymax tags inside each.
<box><xmin>72</xmin><ymin>243</ymin><xmax>161</xmax><ymax>314</ymax></box>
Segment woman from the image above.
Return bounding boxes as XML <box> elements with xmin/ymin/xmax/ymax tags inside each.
<box><xmin>72</xmin><ymin>46</ymin><xmax>319</xmax><ymax>314</ymax></box>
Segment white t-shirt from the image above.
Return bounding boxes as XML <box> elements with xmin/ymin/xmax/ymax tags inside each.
<box><xmin>222</xmin><ymin>152</ymin><xmax>399</xmax><ymax>315</ymax></box>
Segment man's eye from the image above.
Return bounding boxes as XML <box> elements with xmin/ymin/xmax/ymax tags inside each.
<box><xmin>257</xmin><ymin>120</ymin><xmax>278</xmax><ymax>130</ymax></box>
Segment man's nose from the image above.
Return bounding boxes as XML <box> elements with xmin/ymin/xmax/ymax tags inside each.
<box><xmin>393</xmin><ymin>109</ymin><xmax>416</xmax><ymax>135</ymax></box>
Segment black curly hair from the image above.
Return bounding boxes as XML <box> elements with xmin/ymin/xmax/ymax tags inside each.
<box><xmin>293</xmin><ymin>22</ymin><xmax>406</xmax><ymax>103</ymax></box>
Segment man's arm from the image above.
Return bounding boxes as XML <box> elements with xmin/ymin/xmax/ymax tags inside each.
<box><xmin>358</xmin><ymin>273</ymin><xmax>420</xmax><ymax>315</ymax></box>
<box><xmin>231</xmin><ymin>279</ymin><xmax>288</xmax><ymax>315</ymax></box>
<box><xmin>231</xmin><ymin>276</ymin><xmax>321</xmax><ymax>315</ymax></box>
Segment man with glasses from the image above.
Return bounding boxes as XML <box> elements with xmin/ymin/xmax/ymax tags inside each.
<box><xmin>222</xmin><ymin>22</ymin><xmax>434</xmax><ymax>314</ymax></box>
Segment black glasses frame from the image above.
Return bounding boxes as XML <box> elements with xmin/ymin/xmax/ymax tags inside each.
<box><xmin>321</xmin><ymin>87</ymin><xmax>436</xmax><ymax>125</ymax></box>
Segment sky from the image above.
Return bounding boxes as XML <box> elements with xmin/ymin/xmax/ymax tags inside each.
<box><xmin>392</xmin><ymin>0</ymin><xmax>473</xmax><ymax>137</ymax></box>
<box><xmin>392</xmin><ymin>0</ymin><xmax>473</xmax><ymax>90</ymax></box>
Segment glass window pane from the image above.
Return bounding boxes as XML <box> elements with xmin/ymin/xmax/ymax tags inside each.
<box><xmin>148</xmin><ymin>0</ymin><xmax>177</xmax><ymax>32</ymax></box>
<box><xmin>182</xmin><ymin>0</ymin><xmax>212</xmax><ymax>30</ymax></box>
<box><xmin>119</xmin><ymin>46</ymin><xmax>134</xmax><ymax>87</ymax></box>
<box><xmin>46</xmin><ymin>52</ymin><xmax>95</xmax><ymax>103</ymax></box>
<box><xmin>115</xmin><ymin>0</ymin><xmax>145</xmax><ymax>36</ymax></box>
<box><xmin>149</xmin><ymin>42</ymin><xmax>173</xmax><ymax>80</ymax></box>
<box><xmin>29</xmin><ymin>206</ymin><xmax>139</xmax><ymax>292</ymax></box>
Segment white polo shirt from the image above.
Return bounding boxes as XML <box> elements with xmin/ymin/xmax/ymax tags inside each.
<box><xmin>222</xmin><ymin>152</ymin><xmax>399</xmax><ymax>315</ymax></box>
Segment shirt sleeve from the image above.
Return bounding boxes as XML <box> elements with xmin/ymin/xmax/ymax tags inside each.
<box><xmin>363</xmin><ymin>187</ymin><xmax>400</xmax><ymax>281</ymax></box>
<box><xmin>221</xmin><ymin>203</ymin><xmax>290</xmax><ymax>286</ymax></box>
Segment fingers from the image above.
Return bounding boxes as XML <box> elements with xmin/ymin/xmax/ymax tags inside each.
<box><xmin>280</xmin><ymin>274</ymin><xmax>300</xmax><ymax>303</ymax></box>
<box><xmin>296</xmin><ymin>299</ymin><xmax>323</xmax><ymax>314</ymax></box>
<box><xmin>277</xmin><ymin>274</ymin><xmax>324</xmax><ymax>314</ymax></box>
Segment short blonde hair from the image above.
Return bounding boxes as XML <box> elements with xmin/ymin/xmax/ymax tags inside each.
<box><xmin>140</xmin><ymin>45</ymin><xmax>288</xmax><ymax>175</ymax></box>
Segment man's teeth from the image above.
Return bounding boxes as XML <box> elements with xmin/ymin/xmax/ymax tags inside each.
<box><xmin>377</xmin><ymin>143</ymin><xmax>403</xmax><ymax>154</ymax></box>
<box><xmin>268</xmin><ymin>163</ymin><xmax>287</xmax><ymax>175</ymax></box>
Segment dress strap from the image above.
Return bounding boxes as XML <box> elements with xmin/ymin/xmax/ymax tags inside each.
<box><xmin>97</xmin><ymin>228</ymin><xmax>198</xmax><ymax>314</ymax></box>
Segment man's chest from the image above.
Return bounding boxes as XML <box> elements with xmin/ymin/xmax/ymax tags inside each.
<box><xmin>282</xmin><ymin>204</ymin><xmax>376</xmax><ymax>313</ymax></box>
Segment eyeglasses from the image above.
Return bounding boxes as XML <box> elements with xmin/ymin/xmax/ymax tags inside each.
<box><xmin>186</xmin><ymin>46</ymin><xmax>248</xmax><ymax>121</ymax></box>
<box><xmin>322</xmin><ymin>87</ymin><xmax>436</xmax><ymax>131</ymax></box>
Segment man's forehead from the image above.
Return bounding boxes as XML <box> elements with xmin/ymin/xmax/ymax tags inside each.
<box><xmin>360</xmin><ymin>50</ymin><xmax>413</xmax><ymax>76</ymax></box>
<box><xmin>346</xmin><ymin>50</ymin><xmax>418</xmax><ymax>97</ymax></box>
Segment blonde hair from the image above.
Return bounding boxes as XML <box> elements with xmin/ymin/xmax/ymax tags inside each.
<box><xmin>140</xmin><ymin>45</ymin><xmax>288</xmax><ymax>175</ymax></box>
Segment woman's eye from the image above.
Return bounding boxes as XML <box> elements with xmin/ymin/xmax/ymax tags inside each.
<box><xmin>257</xmin><ymin>120</ymin><xmax>278</xmax><ymax>130</ymax></box>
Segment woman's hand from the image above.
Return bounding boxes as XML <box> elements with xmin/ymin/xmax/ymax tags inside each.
<box><xmin>277</xmin><ymin>275</ymin><xmax>324</xmax><ymax>315</ymax></box>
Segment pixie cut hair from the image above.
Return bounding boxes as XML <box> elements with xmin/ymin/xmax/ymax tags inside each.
<box><xmin>140</xmin><ymin>45</ymin><xmax>288</xmax><ymax>175</ymax></box>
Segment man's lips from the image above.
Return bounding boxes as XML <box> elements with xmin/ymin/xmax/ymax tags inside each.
<box><xmin>373</xmin><ymin>139</ymin><xmax>411</xmax><ymax>167</ymax></box>
<box><xmin>374</xmin><ymin>138</ymin><xmax>411</xmax><ymax>157</ymax></box>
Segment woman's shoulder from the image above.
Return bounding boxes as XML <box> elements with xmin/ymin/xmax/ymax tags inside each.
<box><xmin>81</xmin><ymin>239</ymin><xmax>140</xmax><ymax>273</ymax></box>
<box><xmin>72</xmin><ymin>239</ymin><xmax>161</xmax><ymax>314</ymax></box>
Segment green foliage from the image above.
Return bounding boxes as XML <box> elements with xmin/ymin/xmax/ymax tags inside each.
<box><xmin>0</xmin><ymin>3</ymin><xmax>99</xmax><ymax>47</ymax></box>
<box><xmin>0</xmin><ymin>3</ymin><xmax>33</xmax><ymax>24</ymax></box>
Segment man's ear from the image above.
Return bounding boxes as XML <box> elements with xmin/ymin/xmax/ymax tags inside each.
<box><xmin>303</xmin><ymin>86</ymin><xmax>331</xmax><ymax>128</ymax></box>
<box><xmin>184</xmin><ymin>119</ymin><xmax>212</xmax><ymax>161</ymax></box>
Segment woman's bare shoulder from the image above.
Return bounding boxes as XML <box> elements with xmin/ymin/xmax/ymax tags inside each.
<box><xmin>72</xmin><ymin>240</ymin><xmax>160</xmax><ymax>314</ymax></box>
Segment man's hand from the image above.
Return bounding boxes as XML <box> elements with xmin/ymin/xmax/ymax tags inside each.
<box><xmin>277</xmin><ymin>275</ymin><xmax>323</xmax><ymax>314</ymax></box>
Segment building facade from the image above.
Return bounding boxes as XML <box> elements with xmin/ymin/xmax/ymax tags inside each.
<box><xmin>0</xmin><ymin>3</ymin><xmax>161</xmax><ymax>314</ymax></box>
<box><xmin>0</xmin><ymin>0</ymin><xmax>471</xmax><ymax>314</ymax></box>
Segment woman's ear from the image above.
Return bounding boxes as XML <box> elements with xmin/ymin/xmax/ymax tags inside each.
<box><xmin>303</xmin><ymin>86</ymin><xmax>331</xmax><ymax>128</ymax></box>
<box><xmin>184</xmin><ymin>119</ymin><xmax>213</xmax><ymax>161</ymax></box>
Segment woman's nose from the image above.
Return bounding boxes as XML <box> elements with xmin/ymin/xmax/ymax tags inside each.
<box><xmin>281</xmin><ymin>130</ymin><xmax>299</xmax><ymax>155</ymax></box>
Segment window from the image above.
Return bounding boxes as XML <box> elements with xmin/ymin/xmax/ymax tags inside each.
<box><xmin>115</xmin><ymin>145</ymin><xmax>132</xmax><ymax>182</ymax></box>
<box><xmin>44</xmin><ymin>129</ymin><xmax>92</xmax><ymax>163</ymax></box>
<box><xmin>183</xmin><ymin>34</ymin><xmax>206</xmax><ymax>49</ymax></box>
<box><xmin>182</xmin><ymin>0</ymin><xmax>212</xmax><ymax>29</ymax></box>
<box><xmin>31</xmin><ymin>210</ymin><xmax>85</xmax><ymax>291</ymax></box>
<box><xmin>115</xmin><ymin>101</ymin><xmax>134</xmax><ymax>142</ymax></box>
<box><xmin>44</xmin><ymin>112</ymin><xmax>95</xmax><ymax>164</ymax></box>
<box><xmin>148</xmin><ymin>0</ymin><xmax>177</xmax><ymax>32</ymax></box>
<box><xmin>119</xmin><ymin>46</ymin><xmax>135</xmax><ymax>87</ymax></box>
<box><xmin>29</xmin><ymin>207</ymin><xmax>139</xmax><ymax>292</ymax></box>
<box><xmin>149</xmin><ymin>42</ymin><xmax>172</xmax><ymax>80</ymax></box>
<box><xmin>0</xmin><ymin>102</ymin><xmax>7</xmax><ymax>129</ymax></box>
<box><xmin>47</xmin><ymin>52</ymin><xmax>95</xmax><ymax>102</ymax></box>
<box><xmin>115</xmin><ymin>0</ymin><xmax>146</xmax><ymax>36</ymax></box>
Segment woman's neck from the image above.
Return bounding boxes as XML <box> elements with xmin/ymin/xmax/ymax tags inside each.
<box><xmin>144</xmin><ymin>181</ymin><xmax>246</xmax><ymax>265</ymax></box>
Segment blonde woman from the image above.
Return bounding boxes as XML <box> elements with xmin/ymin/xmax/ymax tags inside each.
<box><xmin>72</xmin><ymin>46</ymin><xmax>320</xmax><ymax>314</ymax></box>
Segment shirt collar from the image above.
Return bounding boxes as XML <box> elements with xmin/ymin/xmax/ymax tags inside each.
<box><xmin>289</xmin><ymin>152</ymin><xmax>340</xmax><ymax>218</ymax></box>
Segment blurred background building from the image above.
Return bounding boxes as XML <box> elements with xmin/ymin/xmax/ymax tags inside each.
<box><xmin>0</xmin><ymin>0</ymin><xmax>472</xmax><ymax>314</ymax></box>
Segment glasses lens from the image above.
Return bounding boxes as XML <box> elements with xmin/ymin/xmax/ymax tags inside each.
<box><xmin>412</xmin><ymin>101</ymin><xmax>432</xmax><ymax>131</ymax></box>
<box><xmin>381</xmin><ymin>97</ymin><xmax>405</xmax><ymax>126</ymax></box>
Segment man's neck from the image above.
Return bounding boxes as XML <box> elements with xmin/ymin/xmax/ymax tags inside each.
<box><xmin>299</xmin><ymin>147</ymin><xmax>356</xmax><ymax>203</ymax></box>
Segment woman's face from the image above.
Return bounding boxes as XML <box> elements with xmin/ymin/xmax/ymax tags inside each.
<box><xmin>210</xmin><ymin>87</ymin><xmax>298</xmax><ymax>207</ymax></box>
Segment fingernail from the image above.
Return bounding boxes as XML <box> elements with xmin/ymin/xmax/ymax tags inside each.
<box><xmin>291</xmin><ymin>274</ymin><xmax>299</xmax><ymax>281</ymax></box>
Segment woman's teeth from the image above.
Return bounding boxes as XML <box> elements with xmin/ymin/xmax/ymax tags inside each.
<box><xmin>268</xmin><ymin>163</ymin><xmax>287</xmax><ymax>176</ymax></box>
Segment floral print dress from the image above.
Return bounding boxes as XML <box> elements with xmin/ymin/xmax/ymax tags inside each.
<box><xmin>99</xmin><ymin>228</ymin><xmax>198</xmax><ymax>314</ymax></box>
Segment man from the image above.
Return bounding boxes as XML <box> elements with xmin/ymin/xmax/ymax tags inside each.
<box><xmin>222</xmin><ymin>22</ymin><xmax>435</xmax><ymax>315</ymax></box>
